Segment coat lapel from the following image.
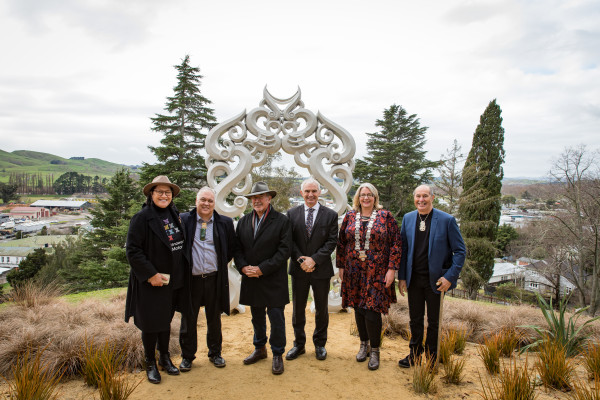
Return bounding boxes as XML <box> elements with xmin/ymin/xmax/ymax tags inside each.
<box><xmin>148</xmin><ymin>210</ymin><xmax>172</xmax><ymax>250</ymax></box>
<box><xmin>428</xmin><ymin>209</ymin><xmax>438</xmax><ymax>258</ymax></box>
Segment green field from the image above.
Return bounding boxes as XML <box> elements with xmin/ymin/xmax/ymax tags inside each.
<box><xmin>0</xmin><ymin>149</ymin><xmax>137</xmax><ymax>182</ymax></box>
<box><xmin>0</xmin><ymin>235</ymin><xmax>72</xmax><ymax>247</ymax></box>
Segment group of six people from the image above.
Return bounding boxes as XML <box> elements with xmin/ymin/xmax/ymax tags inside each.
<box><xmin>125</xmin><ymin>175</ymin><xmax>466</xmax><ymax>384</ymax></box>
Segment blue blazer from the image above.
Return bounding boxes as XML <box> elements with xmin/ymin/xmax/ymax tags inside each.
<box><xmin>399</xmin><ymin>208</ymin><xmax>466</xmax><ymax>293</ymax></box>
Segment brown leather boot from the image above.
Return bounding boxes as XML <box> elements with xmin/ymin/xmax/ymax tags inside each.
<box><xmin>243</xmin><ymin>346</ymin><xmax>268</xmax><ymax>365</ymax></box>
<box><xmin>356</xmin><ymin>341</ymin><xmax>371</xmax><ymax>362</ymax></box>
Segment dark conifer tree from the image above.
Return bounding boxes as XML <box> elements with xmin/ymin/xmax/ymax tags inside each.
<box><xmin>354</xmin><ymin>104</ymin><xmax>437</xmax><ymax>217</ymax></box>
<box><xmin>140</xmin><ymin>55</ymin><xmax>217</xmax><ymax>210</ymax></box>
<box><xmin>458</xmin><ymin>99</ymin><xmax>505</xmax><ymax>298</ymax></box>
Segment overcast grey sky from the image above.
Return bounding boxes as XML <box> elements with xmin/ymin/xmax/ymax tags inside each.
<box><xmin>1</xmin><ymin>0</ymin><xmax>598</xmax><ymax>178</ymax></box>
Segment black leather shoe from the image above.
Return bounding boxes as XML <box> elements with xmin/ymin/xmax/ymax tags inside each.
<box><xmin>315</xmin><ymin>346</ymin><xmax>327</xmax><ymax>361</ymax></box>
<box><xmin>398</xmin><ymin>355</ymin><xmax>414</xmax><ymax>369</ymax></box>
<box><xmin>285</xmin><ymin>346</ymin><xmax>305</xmax><ymax>360</ymax></box>
<box><xmin>272</xmin><ymin>355</ymin><xmax>284</xmax><ymax>375</ymax></box>
<box><xmin>243</xmin><ymin>347</ymin><xmax>267</xmax><ymax>365</ymax></box>
<box><xmin>179</xmin><ymin>358</ymin><xmax>192</xmax><ymax>372</ymax></box>
<box><xmin>209</xmin><ymin>355</ymin><xmax>226</xmax><ymax>368</ymax></box>
<box><xmin>145</xmin><ymin>358</ymin><xmax>161</xmax><ymax>384</ymax></box>
<box><xmin>158</xmin><ymin>353</ymin><xmax>180</xmax><ymax>375</ymax></box>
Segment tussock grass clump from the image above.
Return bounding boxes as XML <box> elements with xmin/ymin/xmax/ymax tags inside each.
<box><xmin>4</xmin><ymin>280</ymin><xmax>64</xmax><ymax>309</ymax></box>
<box><xmin>497</xmin><ymin>328</ymin><xmax>523</xmax><ymax>357</ymax></box>
<box><xmin>478</xmin><ymin>335</ymin><xmax>501</xmax><ymax>374</ymax></box>
<box><xmin>97</xmin><ymin>364</ymin><xmax>141</xmax><ymax>400</ymax></box>
<box><xmin>570</xmin><ymin>377</ymin><xmax>600</xmax><ymax>400</ymax></box>
<box><xmin>534</xmin><ymin>336</ymin><xmax>575</xmax><ymax>391</ymax></box>
<box><xmin>442</xmin><ymin>355</ymin><xmax>466</xmax><ymax>385</ymax></box>
<box><xmin>412</xmin><ymin>354</ymin><xmax>437</xmax><ymax>394</ymax></box>
<box><xmin>438</xmin><ymin>330</ymin><xmax>457</xmax><ymax>364</ymax></box>
<box><xmin>583</xmin><ymin>342</ymin><xmax>600</xmax><ymax>380</ymax></box>
<box><xmin>454</xmin><ymin>327</ymin><xmax>469</xmax><ymax>355</ymax></box>
<box><xmin>479</xmin><ymin>358</ymin><xmax>536</xmax><ymax>400</ymax></box>
<box><xmin>4</xmin><ymin>347</ymin><xmax>63</xmax><ymax>400</ymax></box>
<box><xmin>82</xmin><ymin>339</ymin><xmax>125</xmax><ymax>388</ymax></box>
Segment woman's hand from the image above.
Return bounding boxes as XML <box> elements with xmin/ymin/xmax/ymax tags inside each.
<box><xmin>148</xmin><ymin>273</ymin><xmax>164</xmax><ymax>286</ymax></box>
<box><xmin>385</xmin><ymin>269</ymin><xmax>395</xmax><ymax>288</ymax></box>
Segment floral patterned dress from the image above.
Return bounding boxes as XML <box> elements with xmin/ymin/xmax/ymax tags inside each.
<box><xmin>337</xmin><ymin>209</ymin><xmax>401</xmax><ymax>314</ymax></box>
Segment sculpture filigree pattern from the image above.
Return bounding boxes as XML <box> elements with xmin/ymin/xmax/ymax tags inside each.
<box><xmin>205</xmin><ymin>87</ymin><xmax>356</xmax><ymax>218</ymax></box>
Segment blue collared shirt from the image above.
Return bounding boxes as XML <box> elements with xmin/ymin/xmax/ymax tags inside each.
<box><xmin>192</xmin><ymin>213</ymin><xmax>218</xmax><ymax>275</ymax></box>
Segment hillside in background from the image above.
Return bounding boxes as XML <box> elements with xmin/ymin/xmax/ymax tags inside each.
<box><xmin>0</xmin><ymin>149</ymin><xmax>138</xmax><ymax>182</ymax></box>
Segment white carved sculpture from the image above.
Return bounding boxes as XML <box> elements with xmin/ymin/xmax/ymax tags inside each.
<box><xmin>206</xmin><ymin>87</ymin><xmax>355</xmax><ymax>313</ymax></box>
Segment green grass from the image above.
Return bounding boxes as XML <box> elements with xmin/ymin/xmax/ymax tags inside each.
<box><xmin>0</xmin><ymin>149</ymin><xmax>134</xmax><ymax>182</ymax></box>
<box><xmin>0</xmin><ymin>235</ymin><xmax>72</xmax><ymax>247</ymax></box>
<box><xmin>63</xmin><ymin>287</ymin><xmax>126</xmax><ymax>303</ymax></box>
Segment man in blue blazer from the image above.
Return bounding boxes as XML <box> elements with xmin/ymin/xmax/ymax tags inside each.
<box><xmin>398</xmin><ymin>185</ymin><xmax>466</xmax><ymax>368</ymax></box>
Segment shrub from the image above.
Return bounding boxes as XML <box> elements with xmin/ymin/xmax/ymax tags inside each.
<box><xmin>443</xmin><ymin>355</ymin><xmax>466</xmax><ymax>385</ymax></box>
<box><xmin>4</xmin><ymin>348</ymin><xmax>62</xmax><ymax>400</ymax></box>
<box><xmin>412</xmin><ymin>354</ymin><xmax>437</xmax><ymax>394</ymax></box>
<box><xmin>478</xmin><ymin>335</ymin><xmax>501</xmax><ymax>375</ymax></box>
<box><xmin>521</xmin><ymin>293</ymin><xmax>600</xmax><ymax>358</ymax></box>
<box><xmin>535</xmin><ymin>336</ymin><xmax>575</xmax><ymax>390</ymax></box>
<box><xmin>479</xmin><ymin>358</ymin><xmax>536</xmax><ymax>400</ymax></box>
<box><xmin>583</xmin><ymin>342</ymin><xmax>600</xmax><ymax>380</ymax></box>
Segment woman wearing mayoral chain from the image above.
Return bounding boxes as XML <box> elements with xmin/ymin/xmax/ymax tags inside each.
<box><xmin>336</xmin><ymin>183</ymin><xmax>402</xmax><ymax>370</ymax></box>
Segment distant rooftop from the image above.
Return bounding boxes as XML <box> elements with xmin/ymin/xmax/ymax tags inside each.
<box><xmin>30</xmin><ymin>200</ymin><xmax>90</xmax><ymax>208</ymax></box>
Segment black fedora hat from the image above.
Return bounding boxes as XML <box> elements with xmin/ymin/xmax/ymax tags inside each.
<box><xmin>244</xmin><ymin>181</ymin><xmax>277</xmax><ymax>199</ymax></box>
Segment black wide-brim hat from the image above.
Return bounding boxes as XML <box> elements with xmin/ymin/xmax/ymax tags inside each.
<box><xmin>143</xmin><ymin>175</ymin><xmax>181</xmax><ymax>197</ymax></box>
<box><xmin>244</xmin><ymin>181</ymin><xmax>277</xmax><ymax>199</ymax></box>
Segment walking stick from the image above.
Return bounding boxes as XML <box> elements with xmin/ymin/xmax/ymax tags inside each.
<box><xmin>436</xmin><ymin>280</ymin><xmax>445</xmax><ymax>368</ymax></box>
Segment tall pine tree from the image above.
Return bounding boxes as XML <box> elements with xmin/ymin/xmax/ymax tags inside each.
<box><xmin>458</xmin><ymin>99</ymin><xmax>505</xmax><ymax>298</ymax></box>
<box><xmin>354</xmin><ymin>104</ymin><xmax>437</xmax><ymax>217</ymax></box>
<box><xmin>140</xmin><ymin>55</ymin><xmax>217</xmax><ymax>210</ymax></box>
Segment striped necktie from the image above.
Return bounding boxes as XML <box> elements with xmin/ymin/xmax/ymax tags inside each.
<box><xmin>306</xmin><ymin>207</ymin><xmax>314</xmax><ymax>235</ymax></box>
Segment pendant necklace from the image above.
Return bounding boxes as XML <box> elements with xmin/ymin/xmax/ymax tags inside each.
<box><xmin>355</xmin><ymin>209</ymin><xmax>377</xmax><ymax>261</ymax></box>
<box><xmin>419</xmin><ymin>212</ymin><xmax>430</xmax><ymax>232</ymax></box>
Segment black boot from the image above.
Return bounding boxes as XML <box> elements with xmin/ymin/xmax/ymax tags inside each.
<box><xmin>158</xmin><ymin>353</ymin><xmax>180</xmax><ymax>375</ymax></box>
<box><xmin>368</xmin><ymin>347</ymin><xmax>380</xmax><ymax>370</ymax></box>
<box><xmin>145</xmin><ymin>358</ymin><xmax>161</xmax><ymax>384</ymax></box>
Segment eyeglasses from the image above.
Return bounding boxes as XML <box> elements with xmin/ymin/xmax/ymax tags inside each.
<box><xmin>153</xmin><ymin>190</ymin><xmax>172</xmax><ymax>196</ymax></box>
<box><xmin>359</xmin><ymin>193</ymin><xmax>374</xmax><ymax>198</ymax></box>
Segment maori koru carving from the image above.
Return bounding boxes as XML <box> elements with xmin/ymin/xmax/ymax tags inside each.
<box><xmin>205</xmin><ymin>87</ymin><xmax>356</xmax><ymax>218</ymax></box>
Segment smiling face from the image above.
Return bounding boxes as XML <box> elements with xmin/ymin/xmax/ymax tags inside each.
<box><xmin>251</xmin><ymin>193</ymin><xmax>272</xmax><ymax>216</ymax></box>
<box><xmin>358</xmin><ymin>187</ymin><xmax>374</xmax><ymax>211</ymax></box>
<box><xmin>413</xmin><ymin>185</ymin><xmax>434</xmax><ymax>214</ymax></box>
<box><xmin>196</xmin><ymin>188</ymin><xmax>215</xmax><ymax>220</ymax></box>
<box><xmin>301</xmin><ymin>182</ymin><xmax>320</xmax><ymax>208</ymax></box>
<box><xmin>151</xmin><ymin>184</ymin><xmax>173</xmax><ymax>208</ymax></box>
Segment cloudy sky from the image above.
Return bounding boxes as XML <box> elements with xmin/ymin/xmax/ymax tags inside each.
<box><xmin>1</xmin><ymin>0</ymin><xmax>598</xmax><ymax>178</ymax></box>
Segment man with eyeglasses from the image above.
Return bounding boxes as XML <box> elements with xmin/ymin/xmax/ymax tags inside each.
<box><xmin>234</xmin><ymin>181</ymin><xmax>292</xmax><ymax>375</ymax></box>
<box><xmin>178</xmin><ymin>187</ymin><xmax>236</xmax><ymax>371</ymax></box>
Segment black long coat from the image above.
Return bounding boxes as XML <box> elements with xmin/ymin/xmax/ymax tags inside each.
<box><xmin>180</xmin><ymin>208</ymin><xmax>235</xmax><ymax>315</ymax></box>
<box><xmin>124</xmin><ymin>203</ymin><xmax>190</xmax><ymax>332</ymax></box>
<box><xmin>287</xmin><ymin>204</ymin><xmax>338</xmax><ymax>280</ymax></box>
<box><xmin>234</xmin><ymin>207</ymin><xmax>292</xmax><ymax>308</ymax></box>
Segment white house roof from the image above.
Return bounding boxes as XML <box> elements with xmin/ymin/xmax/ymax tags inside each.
<box><xmin>30</xmin><ymin>200</ymin><xmax>89</xmax><ymax>208</ymax></box>
<box><xmin>491</xmin><ymin>262</ymin><xmax>524</xmax><ymax>277</ymax></box>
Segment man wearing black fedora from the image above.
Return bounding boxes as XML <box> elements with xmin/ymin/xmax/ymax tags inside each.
<box><xmin>234</xmin><ymin>181</ymin><xmax>292</xmax><ymax>375</ymax></box>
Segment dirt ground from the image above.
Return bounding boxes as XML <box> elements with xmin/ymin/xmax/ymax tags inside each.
<box><xmin>3</xmin><ymin>305</ymin><xmax>583</xmax><ymax>400</ymax></box>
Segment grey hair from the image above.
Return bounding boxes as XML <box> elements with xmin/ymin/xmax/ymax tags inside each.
<box><xmin>301</xmin><ymin>177</ymin><xmax>321</xmax><ymax>191</ymax></box>
<box><xmin>196</xmin><ymin>186</ymin><xmax>216</xmax><ymax>200</ymax></box>
<box><xmin>413</xmin><ymin>184</ymin><xmax>434</xmax><ymax>196</ymax></box>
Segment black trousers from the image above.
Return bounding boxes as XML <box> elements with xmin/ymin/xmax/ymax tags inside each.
<box><xmin>142</xmin><ymin>330</ymin><xmax>170</xmax><ymax>361</ymax></box>
<box><xmin>407</xmin><ymin>273</ymin><xmax>441</xmax><ymax>356</ymax></box>
<box><xmin>250</xmin><ymin>306</ymin><xmax>286</xmax><ymax>356</ymax></box>
<box><xmin>354</xmin><ymin>307</ymin><xmax>382</xmax><ymax>348</ymax></box>
<box><xmin>291</xmin><ymin>274</ymin><xmax>330</xmax><ymax>348</ymax></box>
<box><xmin>179</xmin><ymin>274</ymin><xmax>222</xmax><ymax>360</ymax></box>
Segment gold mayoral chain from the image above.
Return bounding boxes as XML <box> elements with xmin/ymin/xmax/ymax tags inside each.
<box><xmin>354</xmin><ymin>210</ymin><xmax>377</xmax><ymax>262</ymax></box>
<box><xmin>419</xmin><ymin>212</ymin><xmax>429</xmax><ymax>232</ymax></box>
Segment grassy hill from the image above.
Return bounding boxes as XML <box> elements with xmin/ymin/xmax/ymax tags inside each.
<box><xmin>0</xmin><ymin>149</ymin><xmax>138</xmax><ymax>182</ymax></box>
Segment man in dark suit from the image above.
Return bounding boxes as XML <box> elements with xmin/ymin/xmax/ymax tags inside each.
<box><xmin>234</xmin><ymin>182</ymin><xmax>292</xmax><ymax>375</ymax></box>
<box><xmin>178</xmin><ymin>187</ymin><xmax>236</xmax><ymax>371</ymax></box>
<box><xmin>285</xmin><ymin>178</ymin><xmax>338</xmax><ymax>361</ymax></box>
<box><xmin>398</xmin><ymin>184</ymin><xmax>466</xmax><ymax>368</ymax></box>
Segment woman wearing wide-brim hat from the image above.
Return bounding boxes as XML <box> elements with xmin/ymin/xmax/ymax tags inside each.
<box><xmin>125</xmin><ymin>175</ymin><xmax>190</xmax><ymax>384</ymax></box>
